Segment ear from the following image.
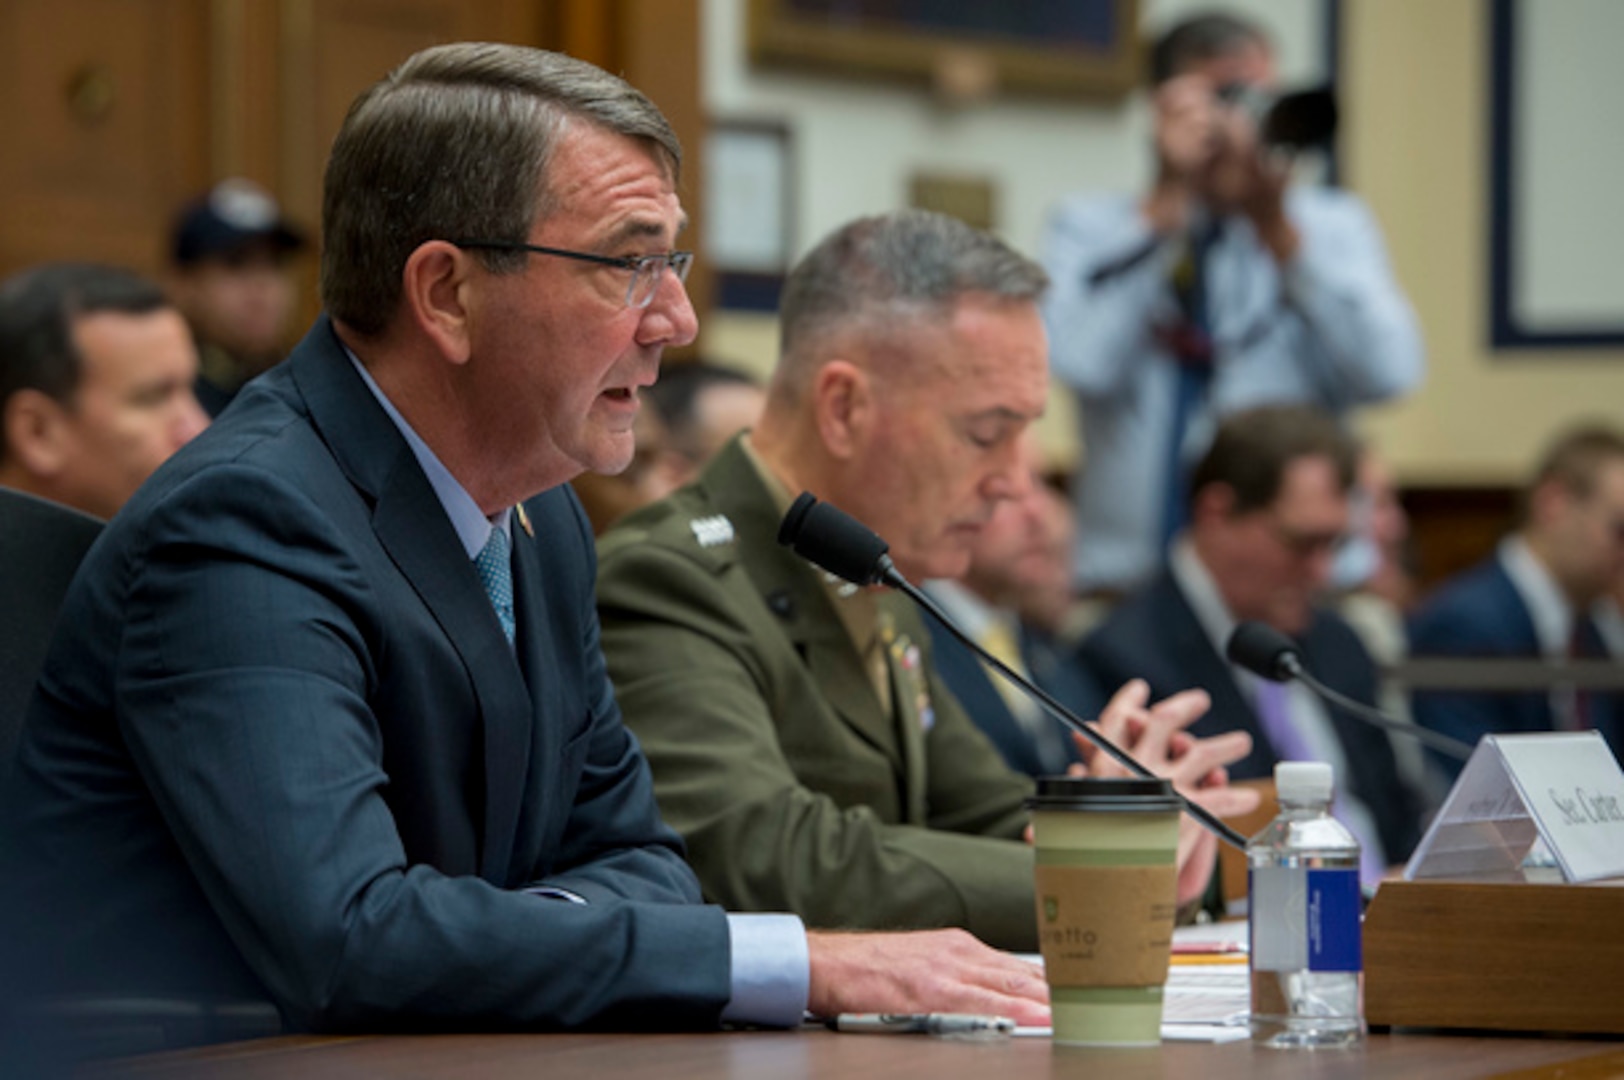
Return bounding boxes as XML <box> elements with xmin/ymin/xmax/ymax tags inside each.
<box><xmin>809</xmin><ymin>359</ymin><xmax>871</xmax><ymax>461</ymax></box>
<box><xmin>1190</xmin><ymin>482</ymin><xmax>1237</xmax><ymax>529</ymax></box>
<box><xmin>401</xmin><ymin>241</ymin><xmax>477</xmax><ymax>366</ymax></box>
<box><xmin>3</xmin><ymin>388</ymin><xmax>73</xmax><ymax>479</ymax></box>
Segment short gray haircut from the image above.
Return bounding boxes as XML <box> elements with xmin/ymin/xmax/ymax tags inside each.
<box><xmin>775</xmin><ymin>209</ymin><xmax>1048</xmax><ymax>394</ymax></box>
<box><xmin>321</xmin><ymin>42</ymin><xmax>681</xmax><ymax>336</ymax></box>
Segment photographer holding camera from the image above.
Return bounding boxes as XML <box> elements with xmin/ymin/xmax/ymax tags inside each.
<box><xmin>1041</xmin><ymin>11</ymin><xmax>1423</xmax><ymax>597</ymax></box>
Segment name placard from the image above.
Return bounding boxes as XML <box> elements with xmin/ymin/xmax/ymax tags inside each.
<box><xmin>1405</xmin><ymin>732</ymin><xmax>1624</xmax><ymax>883</ymax></box>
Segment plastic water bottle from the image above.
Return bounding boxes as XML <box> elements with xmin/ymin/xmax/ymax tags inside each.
<box><xmin>1248</xmin><ymin>761</ymin><xmax>1364</xmax><ymax>1048</ymax></box>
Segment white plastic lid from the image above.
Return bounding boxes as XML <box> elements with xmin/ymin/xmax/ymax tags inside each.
<box><xmin>1274</xmin><ymin>761</ymin><xmax>1333</xmax><ymax>803</ymax></box>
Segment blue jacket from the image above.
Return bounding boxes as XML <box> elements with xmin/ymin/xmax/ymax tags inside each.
<box><xmin>1409</xmin><ymin>555</ymin><xmax>1622</xmax><ymax>780</ymax></box>
<box><xmin>0</xmin><ymin>318</ymin><xmax>729</xmax><ymax>1032</ymax></box>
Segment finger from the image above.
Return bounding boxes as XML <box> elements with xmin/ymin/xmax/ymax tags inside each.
<box><xmin>1095</xmin><ymin>680</ymin><xmax>1149</xmax><ymax>745</ymax></box>
<box><xmin>1079</xmin><ymin>680</ymin><xmax>1148</xmax><ymax>771</ymax></box>
<box><xmin>1189</xmin><ymin>785</ymin><xmax>1262</xmax><ymax>819</ymax></box>
<box><xmin>1164</xmin><ymin>731</ymin><xmax>1253</xmax><ymax>788</ymax></box>
<box><xmin>1146</xmin><ymin>688</ymin><xmax>1210</xmax><ymax>732</ymax></box>
<box><xmin>934</xmin><ymin>938</ymin><xmax>1052</xmax><ymax>1025</ymax></box>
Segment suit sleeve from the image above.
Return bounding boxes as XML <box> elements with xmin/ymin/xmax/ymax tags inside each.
<box><xmin>118</xmin><ymin>467</ymin><xmax>730</xmax><ymax>1032</ymax></box>
<box><xmin>597</xmin><ymin>538</ymin><xmax>1040</xmax><ymax>953</ymax></box>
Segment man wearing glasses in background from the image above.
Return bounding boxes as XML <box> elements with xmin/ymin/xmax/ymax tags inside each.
<box><xmin>1077</xmin><ymin>405</ymin><xmax>1425</xmax><ymax>885</ymax></box>
<box><xmin>0</xmin><ymin>43</ymin><xmax>1047</xmax><ymax>1062</ymax></box>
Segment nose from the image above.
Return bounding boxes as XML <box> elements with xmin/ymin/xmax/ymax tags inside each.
<box><xmin>982</xmin><ymin>444</ymin><xmax>1036</xmax><ymax>505</ymax></box>
<box><xmin>637</xmin><ymin>266</ymin><xmax>699</xmax><ymax>349</ymax></box>
<box><xmin>172</xmin><ymin>391</ymin><xmax>210</xmax><ymax>448</ymax></box>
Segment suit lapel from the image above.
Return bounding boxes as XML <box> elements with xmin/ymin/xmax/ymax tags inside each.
<box><xmin>703</xmin><ymin>440</ymin><xmax>906</xmax><ymax>773</ymax></box>
<box><xmin>289</xmin><ymin>321</ymin><xmax>532</xmax><ymax>881</ymax></box>
<box><xmin>1154</xmin><ymin>574</ymin><xmax>1275</xmax><ymax>777</ymax></box>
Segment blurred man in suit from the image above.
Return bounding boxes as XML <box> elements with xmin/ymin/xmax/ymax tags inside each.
<box><xmin>0</xmin><ymin>262</ymin><xmax>208</xmax><ymax>520</ymax></box>
<box><xmin>646</xmin><ymin>360</ymin><xmax>765</xmax><ymax>485</ymax></box>
<box><xmin>1079</xmin><ymin>405</ymin><xmax>1424</xmax><ymax>883</ymax></box>
<box><xmin>597</xmin><ymin>209</ymin><xmax>1257</xmax><ymax>952</ymax></box>
<box><xmin>0</xmin><ymin>45</ymin><xmax>1049</xmax><ymax>1054</ymax></box>
<box><xmin>1411</xmin><ymin>425</ymin><xmax>1624</xmax><ymax>776</ymax></box>
<box><xmin>926</xmin><ymin>432</ymin><xmax>1100</xmax><ymax>778</ymax></box>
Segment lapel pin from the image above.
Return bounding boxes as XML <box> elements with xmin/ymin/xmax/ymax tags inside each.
<box><xmin>515</xmin><ymin>503</ymin><xmax>534</xmax><ymax>538</ymax></box>
<box><xmin>689</xmin><ymin>514</ymin><xmax>734</xmax><ymax>548</ymax></box>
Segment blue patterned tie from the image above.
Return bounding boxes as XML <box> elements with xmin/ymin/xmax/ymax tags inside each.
<box><xmin>474</xmin><ymin>526</ymin><xmax>516</xmax><ymax>644</ymax></box>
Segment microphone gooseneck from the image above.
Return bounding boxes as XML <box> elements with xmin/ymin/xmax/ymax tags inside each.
<box><xmin>1224</xmin><ymin>621</ymin><xmax>1474</xmax><ymax>762</ymax></box>
<box><xmin>779</xmin><ymin>493</ymin><xmax>1249</xmax><ymax>852</ymax></box>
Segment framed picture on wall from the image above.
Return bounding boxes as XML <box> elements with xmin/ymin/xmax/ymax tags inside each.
<box><xmin>1489</xmin><ymin>0</ymin><xmax>1624</xmax><ymax>348</ymax></box>
<box><xmin>705</xmin><ymin>120</ymin><xmax>795</xmax><ymax>312</ymax></box>
<box><xmin>747</xmin><ymin>0</ymin><xmax>1140</xmax><ymax>100</ymax></box>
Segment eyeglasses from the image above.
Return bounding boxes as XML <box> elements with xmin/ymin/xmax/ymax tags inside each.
<box><xmin>1265</xmin><ymin>518</ymin><xmax>1348</xmax><ymax>560</ymax></box>
<box><xmin>448</xmin><ymin>239</ymin><xmax>694</xmax><ymax>309</ymax></box>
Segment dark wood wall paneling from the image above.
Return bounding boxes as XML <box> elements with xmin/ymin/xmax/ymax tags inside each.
<box><xmin>0</xmin><ymin>0</ymin><xmax>704</xmax><ymax>347</ymax></box>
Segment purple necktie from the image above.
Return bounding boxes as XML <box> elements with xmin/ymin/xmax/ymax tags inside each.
<box><xmin>1254</xmin><ymin>679</ymin><xmax>1316</xmax><ymax>763</ymax></box>
<box><xmin>1254</xmin><ymin>678</ymin><xmax>1387</xmax><ymax>884</ymax></box>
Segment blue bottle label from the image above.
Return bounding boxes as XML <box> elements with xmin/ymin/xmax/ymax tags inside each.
<box><xmin>1250</xmin><ymin>866</ymin><xmax>1362</xmax><ymax>973</ymax></box>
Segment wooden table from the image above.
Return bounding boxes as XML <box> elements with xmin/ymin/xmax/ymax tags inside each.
<box><xmin>82</xmin><ymin>1028</ymin><xmax>1624</xmax><ymax>1079</ymax></box>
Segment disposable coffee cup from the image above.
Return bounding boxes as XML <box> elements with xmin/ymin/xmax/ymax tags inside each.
<box><xmin>1025</xmin><ymin>776</ymin><xmax>1182</xmax><ymax>1047</ymax></box>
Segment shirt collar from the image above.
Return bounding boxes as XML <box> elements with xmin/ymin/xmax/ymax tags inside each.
<box><xmin>1498</xmin><ymin>535</ymin><xmax>1572</xmax><ymax>657</ymax></box>
<box><xmin>924</xmin><ymin>578</ymin><xmax>1006</xmax><ymax>643</ymax></box>
<box><xmin>1170</xmin><ymin>536</ymin><xmax>1242</xmax><ymax>665</ymax></box>
<box><xmin>345</xmin><ymin>347</ymin><xmax>510</xmax><ymax>559</ymax></box>
<box><xmin>739</xmin><ymin>434</ymin><xmax>880</xmax><ymax>657</ymax></box>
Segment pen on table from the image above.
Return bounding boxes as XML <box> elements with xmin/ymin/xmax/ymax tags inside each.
<box><xmin>1170</xmin><ymin>953</ymin><xmax>1249</xmax><ymax>966</ymax></box>
<box><xmin>827</xmin><ymin>1013</ymin><xmax>1016</xmax><ymax>1037</ymax></box>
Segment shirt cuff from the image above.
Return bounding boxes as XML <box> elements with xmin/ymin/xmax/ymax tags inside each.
<box><xmin>719</xmin><ymin>913</ymin><xmax>809</xmax><ymax>1027</ymax></box>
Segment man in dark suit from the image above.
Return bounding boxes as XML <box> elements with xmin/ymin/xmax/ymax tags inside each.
<box><xmin>1410</xmin><ymin>425</ymin><xmax>1624</xmax><ymax>777</ymax></box>
<box><xmin>0</xmin><ymin>44</ymin><xmax>1046</xmax><ymax>1049</ymax></box>
<box><xmin>1079</xmin><ymin>406</ymin><xmax>1424</xmax><ymax>880</ymax></box>
<box><xmin>926</xmin><ymin>434</ymin><xmax>1100</xmax><ymax>778</ymax></box>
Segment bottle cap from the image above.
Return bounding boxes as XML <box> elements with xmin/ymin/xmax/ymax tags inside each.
<box><xmin>1274</xmin><ymin>761</ymin><xmax>1333</xmax><ymax>803</ymax></box>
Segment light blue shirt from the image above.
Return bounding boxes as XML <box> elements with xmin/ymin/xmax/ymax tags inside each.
<box><xmin>1041</xmin><ymin>187</ymin><xmax>1424</xmax><ymax>592</ymax></box>
<box><xmin>347</xmin><ymin>350</ymin><xmax>810</xmax><ymax>1026</ymax></box>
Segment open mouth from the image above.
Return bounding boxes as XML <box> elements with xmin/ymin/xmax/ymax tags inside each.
<box><xmin>603</xmin><ymin>387</ymin><xmax>636</xmax><ymax>402</ymax></box>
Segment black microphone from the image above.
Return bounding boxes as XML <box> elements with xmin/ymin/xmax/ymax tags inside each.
<box><xmin>778</xmin><ymin>492</ymin><xmax>1248</xmax><ymax>852</ymax></box>
<box><xmin>1225</xmin><ymin>621</ymin><xmax>1473</xmax><ymax>761</ymax></box>
<box><xmin>778</xmin><ymin>492</ymin><xmax>902</xmax><ymax>589</ymax></box>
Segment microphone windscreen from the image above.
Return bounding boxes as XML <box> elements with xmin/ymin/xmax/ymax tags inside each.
<box><xmin>777</xmin><ymin>493</ymin><xmax>890</xmax><ymax>586</ymax></box>
<box><xmin>1226</xmin><ymin>621</ymin><xmax>1299</xmax><ymax>682</ymax></box>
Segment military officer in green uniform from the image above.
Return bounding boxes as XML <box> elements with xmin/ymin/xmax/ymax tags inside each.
<box><xmin>597</xmin><ymin>210</ymin><xmax>1255</xmax><ymax>952</ymax></box>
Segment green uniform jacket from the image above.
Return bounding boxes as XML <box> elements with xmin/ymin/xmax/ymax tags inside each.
<box><xmin>596</xmin><ymin>437</ymin><xmax>1040</xmax><ymax>951</ymax></box>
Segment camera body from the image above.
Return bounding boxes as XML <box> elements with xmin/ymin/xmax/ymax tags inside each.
<box><xmin>1216</xmin><ymin>83</ymin><xmax>1338</xmax><ymax>152</ymax></box>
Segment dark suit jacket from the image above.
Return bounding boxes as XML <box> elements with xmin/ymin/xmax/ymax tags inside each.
<box><xmin>925</xmin><ymin>615</ymin><xmax>1096</xmax><ymax>778</ymax></box>
<box><xmin>0</xmin><ymin>318</ymin><xmax>729</xmax><ymax>1033</ymax></box>
<box><xmin>1077</xmin><ymin>569</ymin><xmax>1422</xmax><ymax>862</ymax></box>
<box><xmin>0</xmin><ymin>489</ymin><xmax>102</xmax><ymax>770</ymax></box>
<box><xmin>1408</xmin><ymin>555</ymin><xmax>1623</xmax><ymax>779</ymax></box>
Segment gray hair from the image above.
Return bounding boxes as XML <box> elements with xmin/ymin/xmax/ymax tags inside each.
<box><xmin>775</xmin><ymin>209</ymin><xmax>1048</xmax><ymax>394</ymax></box>
<box><xmin>320</xmin><ymin>42</ymin><xmax>681</xmax><ymax>336</ymax></box>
